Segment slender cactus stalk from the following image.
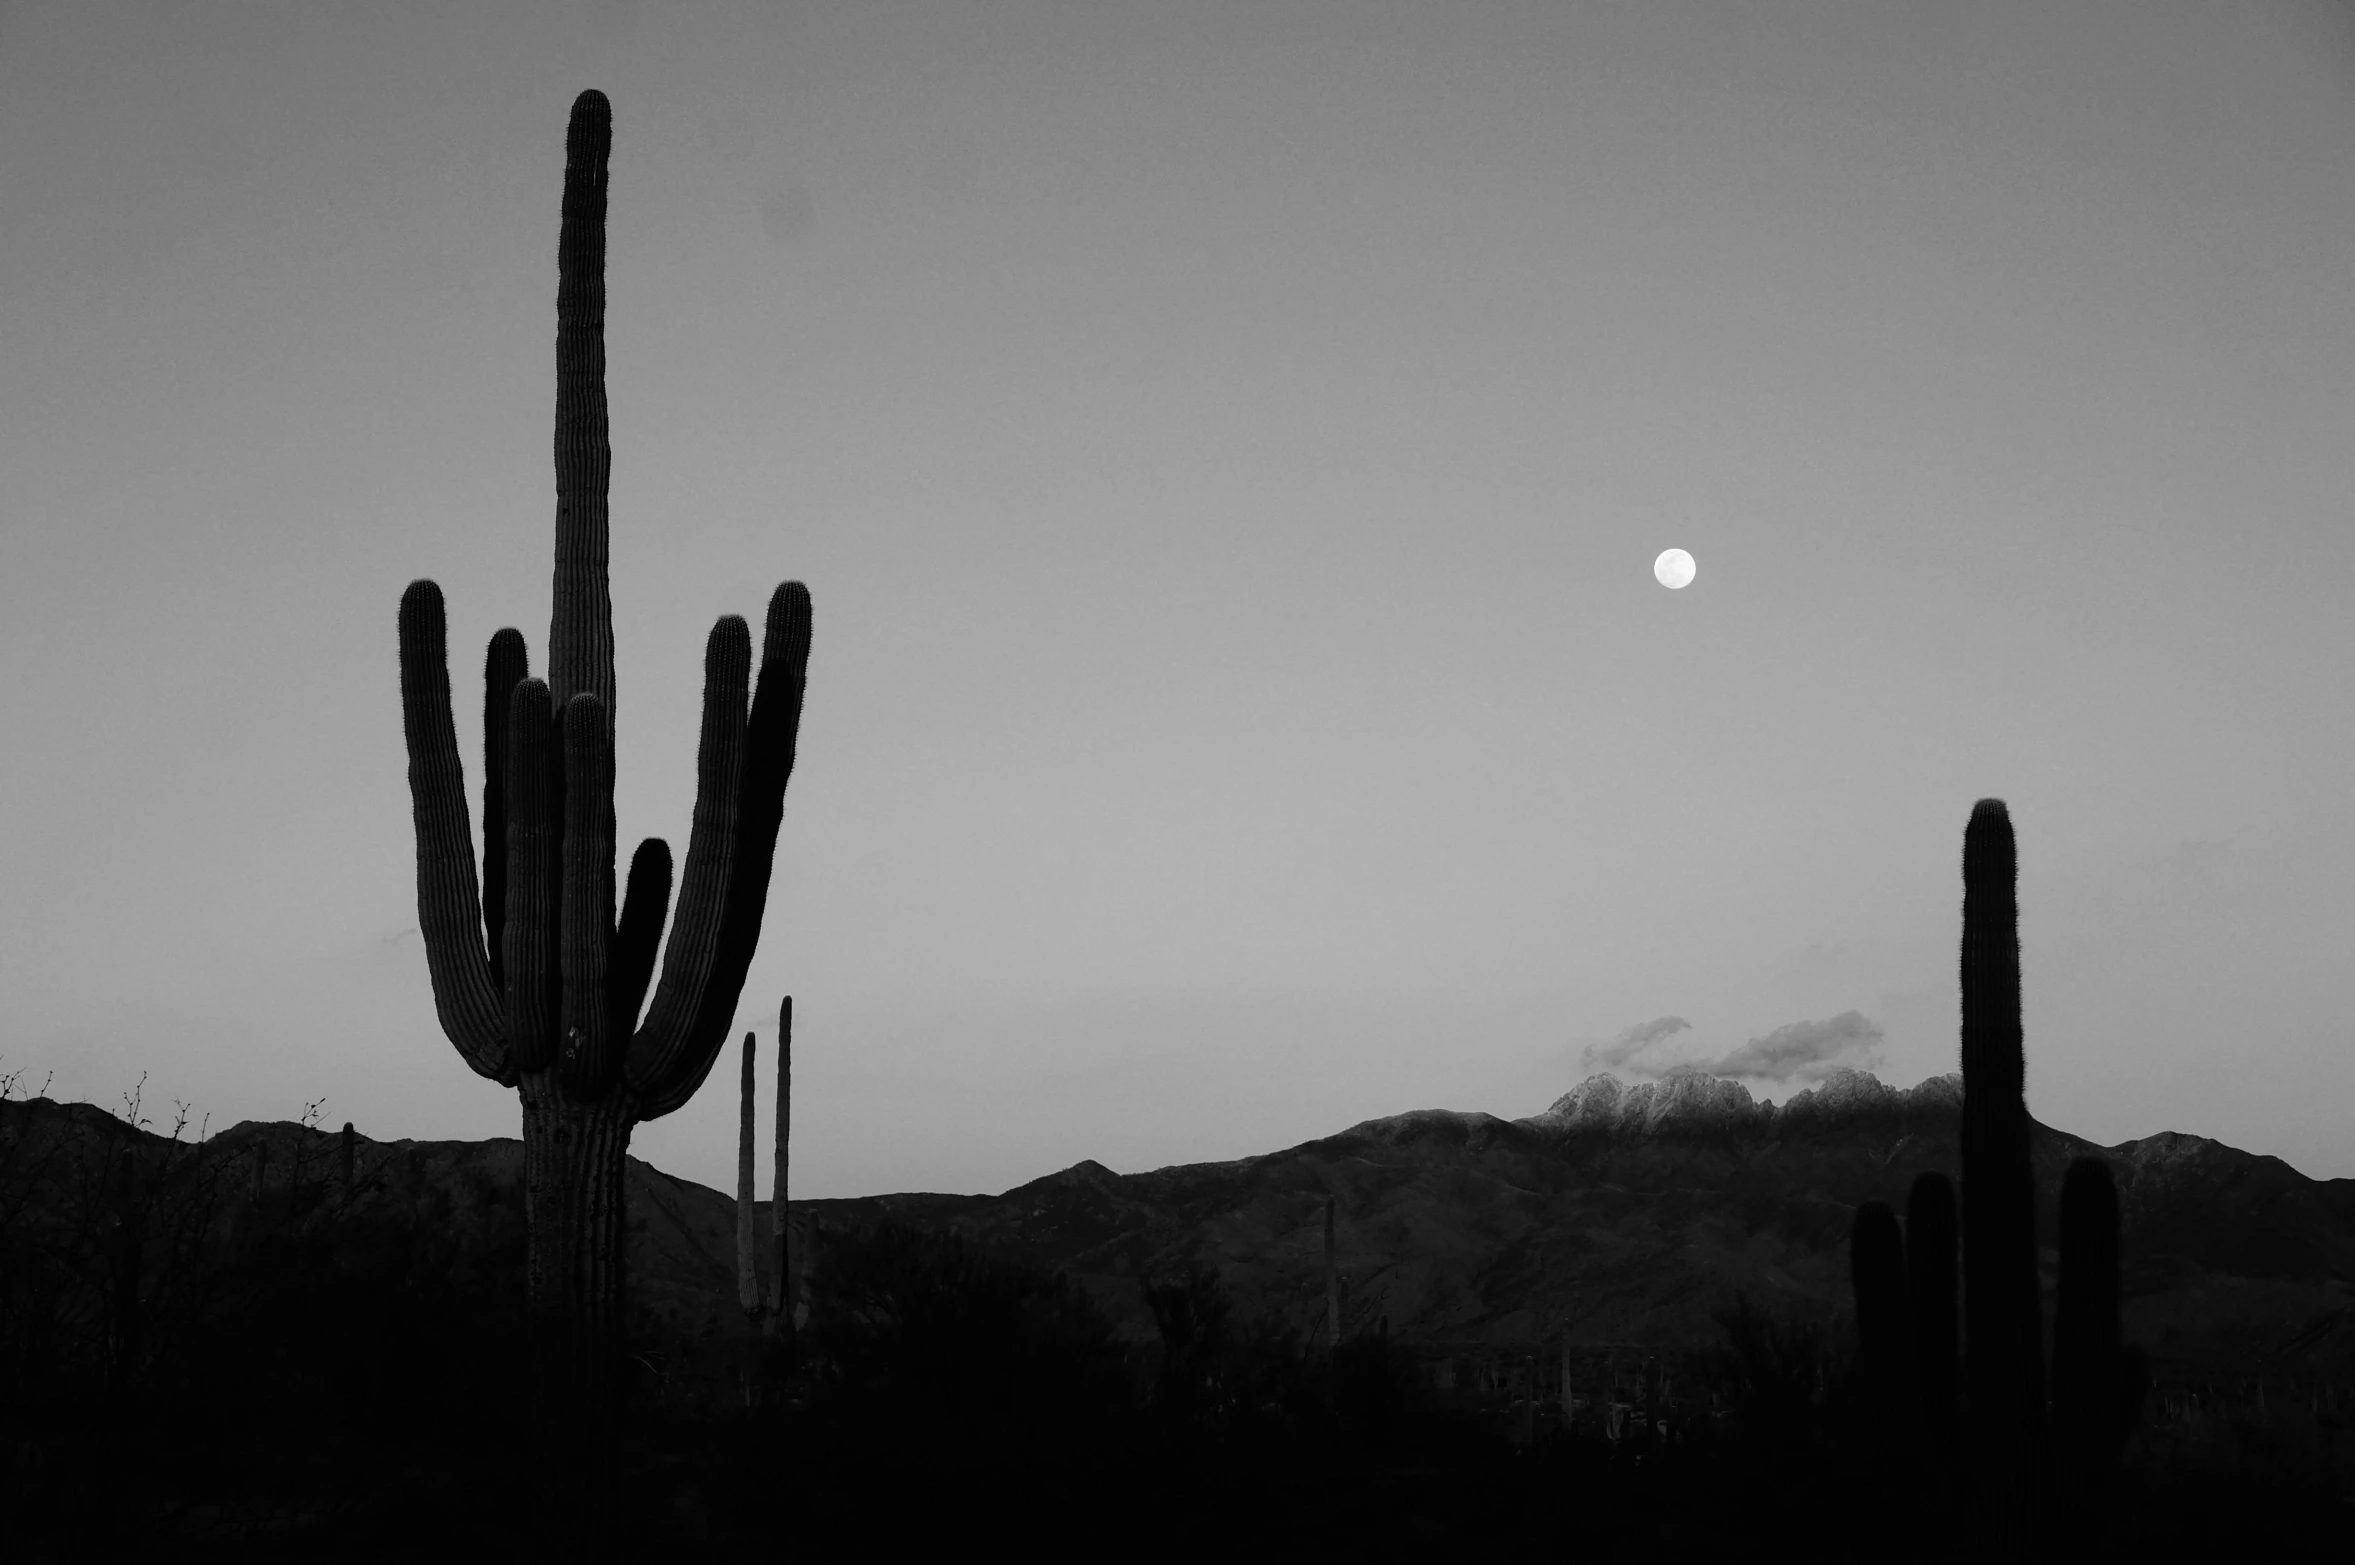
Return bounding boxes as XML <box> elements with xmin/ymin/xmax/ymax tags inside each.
<box><xmin>738</xmin><ymin>1030</ymin><xmax>760</xmax><ymax>1317</ymax></box>
<box><xmin>769</xmin><ymin>995</ymin><xmax>791</xmax><ymax>1337</ymax></box>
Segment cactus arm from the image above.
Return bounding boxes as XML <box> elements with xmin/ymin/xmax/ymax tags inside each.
<box><xmin>482</xmin><ymin>629</ymin><xmax>528</xmax><ymax>989</ymax></box>
<box><xmin>503</xmin><ymin>679</ymin><xmax>563</xmax><ymax>1074</ymax></box>
<box><xmin>622</xmin><ymin>617</ymin><xmax>751</xmax><ymax>1114</ymax></box>
<box><xmin>558</xmin><ymin>693</ymin><xmax>617</xmax><ymax>1099</ymax></box>
<box><xmin>397</xmin><ymin>580</ymin><xmax>511</xmax><ymax>1083</ymax></box>
<box><xmin>678</xmin><ymin>583</ymin><xmax>813</xmax><ymax>1074</ymax></box>
<box><xmin>550</xmin><ymin>90</ymin><xmax>615</xmax><ymax>726</ymax></box>
<box><xmin>608</xmin><ymin>837</ymin><xmax>672</xmax><ymax>1041</ymax></box>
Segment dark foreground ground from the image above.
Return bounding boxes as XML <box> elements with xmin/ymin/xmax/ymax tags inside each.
<box><xmin>7</xmin><ymin>1214</ymin><xmax>2350</xmax><ymax>1562</ymax></box>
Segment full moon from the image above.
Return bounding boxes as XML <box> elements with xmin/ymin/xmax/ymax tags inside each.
<box><xmin>1654</xmin><ymin>548</ymin><xmax>1697</xmax><ymax>589</ymax></box>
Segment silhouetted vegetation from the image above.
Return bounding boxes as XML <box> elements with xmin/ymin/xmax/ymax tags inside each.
<box><xmin>2</xmin><ymin>1079</ymin><xmax>2347</xmax><ymax>1558</ymax></box>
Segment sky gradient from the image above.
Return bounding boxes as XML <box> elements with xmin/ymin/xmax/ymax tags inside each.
<box><xmin>3</xmin><ymin>0</ymin><xmax>2352</xmax><ymax>1198</ymax></box>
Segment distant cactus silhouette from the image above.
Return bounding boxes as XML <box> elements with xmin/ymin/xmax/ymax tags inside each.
<box><xmin>734</xmin><ymin>995</ymin><xmax>794</xmax><ymax>1339</ymax></box>
<box><xmin>771</xmin><ymin>994</ymin><xmax>791</xmax><ymax>1337</ymax></box>
<box><xmin>738</xmin><ymin>1030</ymin><xmax>760</xmax><ymax>1318</ymax></box>
<box><xmin>1843</xmin><ymin>802</ymin><xmax>2147</xmax><ymax>1547</ymax></box>
<box><xmin>395</xmin><ymin>88</ymin><xmax>811</xmax><ymax>1532</ymax></box>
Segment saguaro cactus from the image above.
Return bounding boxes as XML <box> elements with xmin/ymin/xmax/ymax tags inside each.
<box><xmin>395</xmin><ymin>88</ymin><xmax>812</xmax><ymax>1519</ymax></box>
<box><xmin>1958</xmin><ymin>798</ymin><xmax>2046</xmax><ymax>1541</ymax></box>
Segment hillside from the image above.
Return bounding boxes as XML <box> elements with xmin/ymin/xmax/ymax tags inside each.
<box><xmin>5</xmin><ymin>1067</ymin><xmax>2349</xmax><ymax>1392</ymax></box>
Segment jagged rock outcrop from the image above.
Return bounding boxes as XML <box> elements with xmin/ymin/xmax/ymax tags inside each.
<box><xmin>1521</xmin><ymin>1067</ymin><xmax>1962</xmax><ymax>1140</ymax></box>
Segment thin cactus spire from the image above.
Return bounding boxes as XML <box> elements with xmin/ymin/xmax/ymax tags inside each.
<box><xmin>770</xmin><ymin>995</ymin><xmax>791</xmax><ymax>1334</ymax></box>
<box><xmin>550</xmin><ymin>87</ymin><xmax>614</xmax><ymax>726</ymax></box>
<box><xmin>738</xmin><ymin>1029</ymin><xmax>760</xmax><ymax>1316</ymax></box>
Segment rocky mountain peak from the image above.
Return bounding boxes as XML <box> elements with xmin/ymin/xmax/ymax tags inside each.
<box><xmin>1523</xmin><ymin>1067</ymin><xmax>1964</xmax><ymax>1138</ymax></box>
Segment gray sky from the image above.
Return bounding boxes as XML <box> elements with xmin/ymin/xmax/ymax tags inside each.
<box><xmin>3</xmin><ymin>0</ymin><xmax>2351</xmax><ymax>1199</ymax></box>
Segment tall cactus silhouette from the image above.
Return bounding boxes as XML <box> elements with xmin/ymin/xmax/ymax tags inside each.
<box><xmin>395</xmin><ymin>88</ymin><xmax>811</xmax><ymax>1523</ymax></box>
<box><xmin>1958</xmin><ymin>797</ymin><xmax>2046</xmax><ymax>1542</ymax></box>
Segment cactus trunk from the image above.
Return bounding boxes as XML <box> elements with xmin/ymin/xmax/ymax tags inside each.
<box><xmin>518</xmin><ymin>1082</ymin><xmax>633</xmax><ymax>1525</ymax></box>
<box><xmin>1958</xmin><ymin>798</ymin><xmax>2047</xmax><ymax>1543</ymax></box>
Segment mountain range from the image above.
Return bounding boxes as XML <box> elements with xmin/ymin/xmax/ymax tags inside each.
<box><xmin>6</xmin><ymin>1067</ymin><xmax>2349</xmax><ymax>1396</ymax></box>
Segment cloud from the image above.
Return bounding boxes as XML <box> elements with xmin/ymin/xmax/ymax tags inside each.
<box><xmin>1698</xmin><ymin>1011</ymin><xmax>1884</xmax><ymax>1084</ymax></box>
<box><xmin>1578</xmin><ymin>1015</ymin><xmax>1690</xmax><ymax>1074</ymax></box>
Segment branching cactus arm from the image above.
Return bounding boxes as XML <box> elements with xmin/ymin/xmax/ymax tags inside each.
<box><xmin>481</xmin><ymin>628</ymin><xmax>528</xmax><ymax>991</ymax></box>
<box><xmin>608</xmin><ymin>837</ymin><xmax>672</xmax><ymax>1041</ymax></box>
<box><xmin>622</xmin><ymin>618</ymin><xmax>750</xmax><ymax>1113</ymax></box>
<box><xmin>397</xmin><ymin>580</ymin><xmax>512</xmax><ymax>1085</ymax></box>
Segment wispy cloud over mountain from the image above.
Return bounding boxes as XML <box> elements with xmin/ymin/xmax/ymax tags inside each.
<box><xmin>1576</xmin><ymin>1015</ymin><xmax>1691</xmax><ymax>1074</ymax></box>
<box><xmin>1699</xmin><ymin>1011</ymin><xmax>1885</xmax><ymax>1084</ymax></box>
<box><xmin>1576</xmin><ymin>1010</ymin><xmax>1885</xmax><ymax>1086</ymax></box>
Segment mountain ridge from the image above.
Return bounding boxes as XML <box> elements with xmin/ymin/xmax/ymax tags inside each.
<box><xmin>6</xmin><ymin>1073</ymin><xmax>2349</xmax><ymax>1396</ymax></box>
